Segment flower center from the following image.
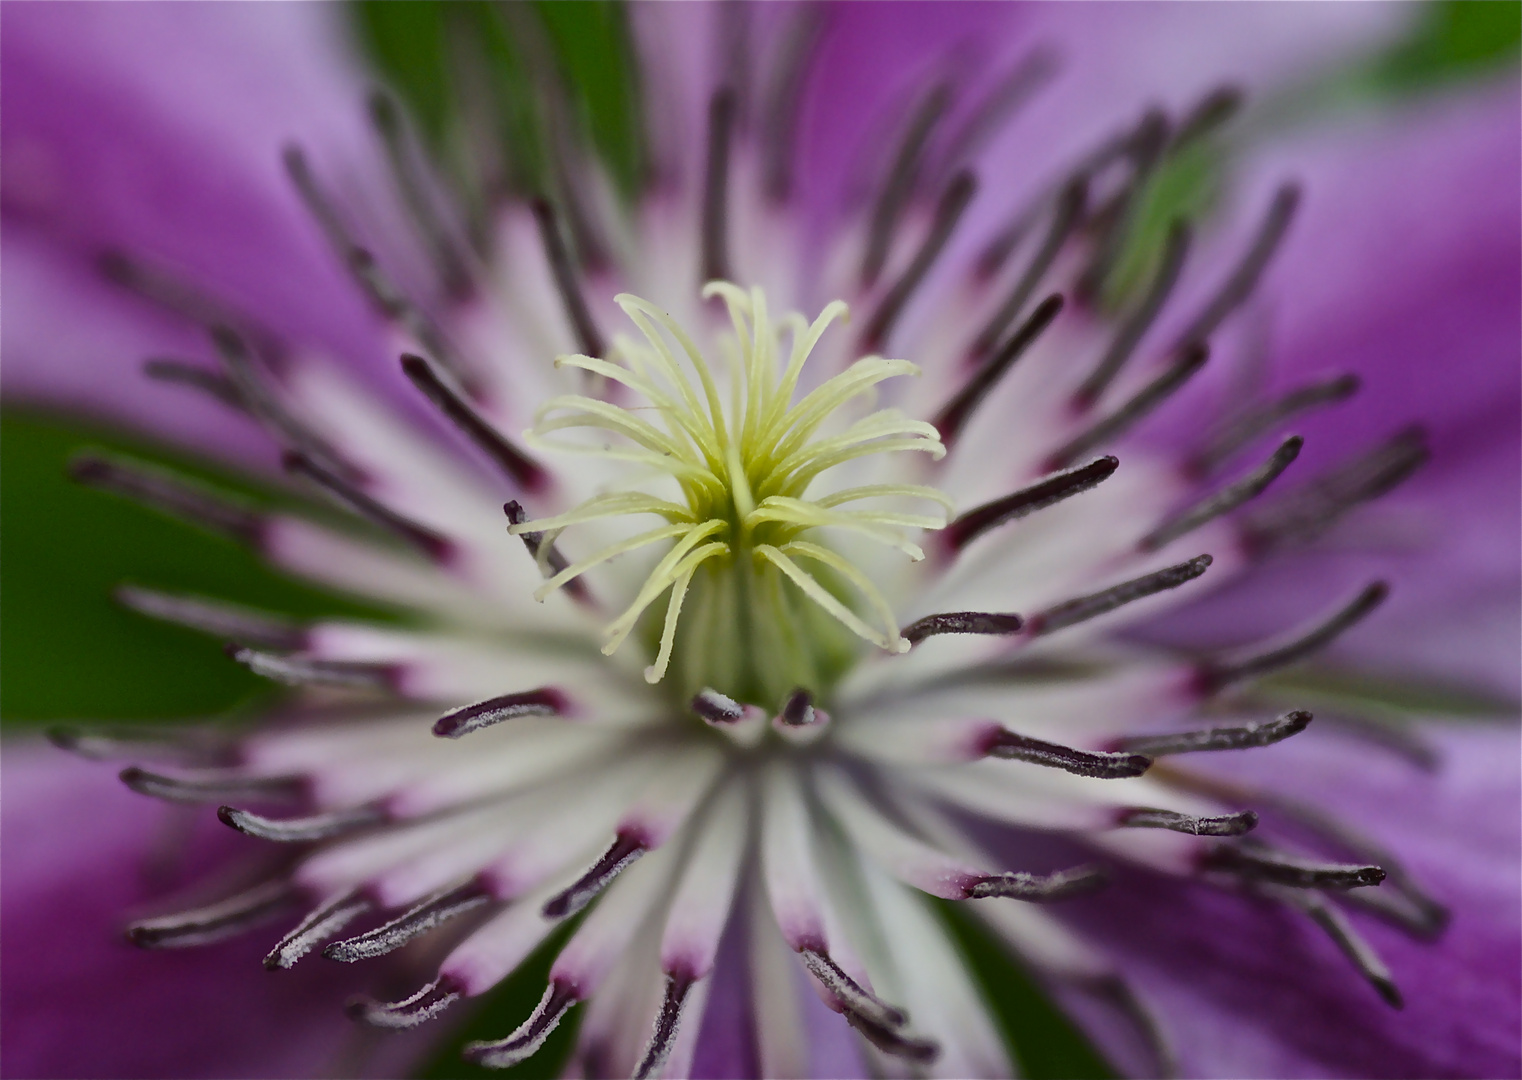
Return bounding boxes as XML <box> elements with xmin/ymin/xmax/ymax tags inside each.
<box><xmin>509</xmin><ymin>283</ymin><xmax>950</xmax><ymax>707</ymax></box>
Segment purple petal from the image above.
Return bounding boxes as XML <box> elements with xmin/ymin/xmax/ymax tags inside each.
<box><xmin>1138</xmin><ymin>85</ymin><xmax>1522</xmax><ymax>700</ymax></box>
<box><xmin>0</xmin><ymin>742</ymin><xmax>429</xmax><ymax>1079</ymax></box>
<box><xmin>1</xmin><ymin>1</ymin><xmax>388</xmax><ymax>459</ymax></box>
<box><xmin>1063</xmin><ymin>724</ymin><xmax>1521</xmax><ymax>1079</ymax></box>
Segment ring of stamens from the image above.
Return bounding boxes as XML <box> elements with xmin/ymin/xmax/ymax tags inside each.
<box><xmin>510</xmin><ymin>283</ymin><xmax>950</xmax><ymax>686</ymax></box>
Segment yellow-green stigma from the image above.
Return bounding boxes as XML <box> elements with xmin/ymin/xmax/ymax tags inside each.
<box><xmin>509</xmin><ymin>283</ymin><xmax>950</xmax><ymax>705</ymax></box>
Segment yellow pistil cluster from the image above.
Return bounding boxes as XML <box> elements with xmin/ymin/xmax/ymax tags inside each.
<box><xmin>510</xmin><ymin>283</ymin><xmax>949</xmax><ymax>697</ymax></box>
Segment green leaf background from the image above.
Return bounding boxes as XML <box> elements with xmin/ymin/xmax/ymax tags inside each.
<box><xmin>3</xmin><ymin>2</ymin><xmax>1515</xmax><ymax>1077</ymax></box>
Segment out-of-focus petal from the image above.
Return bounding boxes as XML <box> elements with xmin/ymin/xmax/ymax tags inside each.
<box><xmin>1140</xmin><ymin>84</ymin><xmax>1521</xmax><ymax>700</ymax></box>
<box><xmin>0</xmin><ymin>741</ymin><xmax>428</xmax><ymax>1080</ymax></box>
<box><xmin>1</xmin><ymin>1</ymin><xmax>390</xmax><ymax>457</ymax></box>
<box><xmin>1</xmin><ymin>228</ymin><xmax>277</xmax><ymax>467</ymax></box>
<box><xmin>1063</xmin><ymin>724</ymin><xmax>1521</xmax><ymax>1079</ymax></box>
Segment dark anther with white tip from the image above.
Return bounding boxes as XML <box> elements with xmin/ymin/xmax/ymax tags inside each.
<box><xmin>218</xmin><ymin>803</ymin><xmax>385</xmax><ymax>843</ymax></box>
<box><xmin>432</xmin><ymin>688</ymin><xmax>567</xmax><ymax>738</ymax></box>
<box><xmin>773</xmin><ymin>688</ymin><xmax>831</xmax><ymax>745</ymax></box>
<box><xmin>283</xmin><ymin>450</ymin><xmax>454</xmax><ymax>563</ymax></box>
<box><xmin>542</xmin><ymin>833</ymin><xmax>647</xmax><ymax>920</ymax></box>
<box><xmin>347</xmin><ymin>974</ymin><xmax>465</xmax><ymax>1029</ymax></box>
<box><xmin>1203</xmin><ymin>844</ymin><xmax>1386</xmax><ymax>891</ymax></box>
<box><xmin>400</xmin><ymin>353</ymin><xmax>545</xmax><ymax>490</ymax></box>
<box><xmin>903</xmin><ymin>610</ymin><xmax>1025</xmax><ymax>646</ymax></box>
<box><xmin>323</xmin><ymin>881</ymin><xmax>492</xmax><ymax>963</ymax></box>
<box><xmin>1112</xmin><ymin>710</ymin><xmax>1313</xmax><ymax>755</ymax></box>
<box><xmin>982</xmin><ymin>728</ymin><xmax>1153</xmax><ymax>779</ymax></box>
<box><xmin>119</xmin><ymin>765</ymin><xmax>302</xmax><ymax>805</ymax></box>
<box><xmin>942</xmin><ymin>455</ymin><xmax>1120</xmax><ymax>552</ymax></box>
<box><xmin>1200</xmin><ymin>584</ymin><xmax>1389</xmax><ymax>690</ymax></box>
<box><xmin>1026</xmin><ymin>554</ymin><xmax>1213</xmax><ymax>635</ymax></box>
<box><xmin>226</xmin><ymin>644</ymin><xmax>397</xmax><ymax>691</ymax></box>
<box><xmin>127</xmin><ymin>880</ymin><xmax>297</xmax><ymax>950</ymax></box>
<box><xmin>966</xmin><ymin>866</ymin><xmax>1110</xmax><ymax>900</ymax></box>
<box><xmin>264</xmin><ymin>889</ymin><xmax>373</xmax><ymax>970</ymax></box>
<box><xmin>1117</xmin><ymin>807</ymin><xmax>1260</xmax><ymax>837</ymax></box>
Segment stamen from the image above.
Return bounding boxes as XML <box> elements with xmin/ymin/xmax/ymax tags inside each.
<box><xmin>226</xmin><ymin>644</ymin><xmax>397</xmax><ymax>691</ymax></box>
<box><xmin>632</xmin><ymin>973</ymin><xmax>696</xmax><ymax>1080</ymax></box>
<box><xmin>1268</xmin><ymin>796</ymin><xmax>1449</xmax><ymax>938</ymax></box>
<box><xmin>982</xmin><ymin>729</ymin><xmax>1151</xmax><ymax>779</ymax></box>
<box><xmin>118</xmin><ymin>765</ymin><xmax>302</xmax><ymax>804</ymax></box>
<box><xmin>1074</xmin><ymin>222</ymin><xmax>1191</xmax><ymax>408</ymax></box>
<box><xmin>264</xmin><ymin>889</ymin><xmax>373</xmax><ymax>970</ymax></box>
<box><xmin>1243</xmin><ymin>427</ymin><xmax>1428</xmax><ymax>552</ymax></box>
<box><xmin>932</xmin><ymin>50</ymin><xmax>1057</xmax><ymax>181</ymax></box>
<box><xmin>114</xmin><ymin>586</ymin><xmax>306</xmax><ymax>650</ymax></box>
<box><xmin>719</xmin><ymin>4</ymin><xmax>753</xmax><ymax>122</ymax></box>
<box><xmin>1203</xmin><ymin>845</ymin><xmax>1385</xmax><ymax>890</ymax></box>
<box><xmin>973</xmin><ymin>202</ymin><xmax>1040</xmax><ymax>283</ymax></box>
<box><xmin>69</xmin><ymin>455</ymin><xmax>265</xmax><ymax>546</ymax></box>
<box><xmin>860</xmin><ymin>83</ymin><xmax>952</xmax><ymax>288</ymax></box>
<box><xmin>1201</xmin><ymin>583</ymin><xmax>1389</xmax><ymax>689</ymax></box>
<box><xmin>432</xmin><ymin>688</ymin><xmax>567</xmax><ymax>738</ymax></box>
<box><xmin>283</xmin><ymin>451</ymin><xmax>454</xmax><ymax>562</ymax></box>
<box><xmin>903</xmin><ymin>611</ymin><xmax>1024</xmax><ymax>646</ymax></box>
<box><xmin>494</xmin><ymin>0</ymin><xmax>611</xmax><ymax>269</ymax></box>
<box><xmin>1075</xmin><ymin>974</ymin><xmax>1177</xmax><ymax>1080</ymax></box>
<box><xmin>942</xmin><ymin>455</ymin><xmax>1118</xmax><ymax>552</ymax></box>
<box><xmin>531</xmin><ymin>198</ymin><xmax>606</xmax><ymax>359</ymax></box>
<box><xmin>209</xmin><ymin>326</ymin><xmax>354</xmax><ymax>480</ymax></box>
<box><xmin>368</xmin><ymin>93</ymin><xmax>474</xmax><ymax>302</ymax></box>
<box><xmin>798</xmin><ymin>947</ymin><xmax>907</xmax><ymax>1029</ymax></box>
<box><xmin>1117</xmin><ymin>807</ymin><xmax>1259</xmax><ymax>837</ymax></box>
<box><xmin>348</xmin><ymin>973</ymin><xmax>465</xmax><ymax>1029</ymax></box>
<box><xmin>1140</xmin><ymin>435</ymin><xmax>1301</xmax><ymax>551</ymax></box>
<box><xmin>1192</xmin><ymin>373</ymin><xmax>1360</xmax><ymax>475</ymax></box>
<box><xmin>967</xmin><ymin>179</ymin><xmax>1086</xmax><ymax>360</ymax></box>
<box><xmin>932</xmin><ymin>292</ymin><xmax>1064</xmax><ymax>446</ymax></box>
<box><xmin>400</xmin><ymin>354</ymin><xmax>545</xmax><ymax>490</ymax></box>
<box><xmin>1030</xmin><ymin>553</ymin><xmax>1213</xmax><ymax>634</ymax></box>
<box><xmin>690</xmin><ymin>688</ymin><xmax>746</xmax><ymax>724</ymax></box>
<box><xmin>1170</xmin><ymin>85</ymin><xmax>1244</xmax><ymax>148</ymax></box>
<box><xmin>1174</xmin><ymin>183</ymin><xmax>1301</xmax><ymax>349</ymax></box>
<box><xmin>1045</xmin><ymin>342</ymin><xmax>1209</xmax><ymax>471</ymax></box>
<box><xmin>693</xmin><ymin>689</ymin><xmax>766</xmax><ymax>747</ymax></box>
<box><xmin>324</xmin><ymin>880</ymin><xmax>492</xmax><ymax>962</ymax></box>
<box><xmin>143</xmin><ymin>358</ymin><xmax>244</xmax><ymax>410</ymax></box>
<box><xmin>860</xmin><ymin>171</ymin><xmax>978</xmax><ymax>352</ymax></box>
<box><xmin>774</xmin><ymin>688</ymin><xmax>830</xmax><ymax>745</ymax></box>
<box><xmin>542</xmin><ymin>832</ymin><xmax>647</xmax><ymax>919</ymax></box>
<box><xmin>217</xmin><ymin>804</ymin><xmax>385</xmax><ymax>843</ymax></box>
<box><xmin>127</xmin><ymin>879</ymin><xmax>296</xmax><ymax>949</ymax></box>
<box><xmin>465</xmin><ymin>981</ymin><xmax>578</xmax><ymax>1068</ymax></box>
<box><xmin>1148</xmin><ymin>768</ymin><xmax>1448</xmax><ymax>938</ymax></box>
<box><xmin>760</xmin><ymin>7</ymin><xmax>823</xmax><ymax>202</ymax></box>
<box><xmin>1268</xmin><ymin>886</ymin><xmax>1403</xmax><ymax>1008</ymax></box>
<box><xmin>844</xmin><ymin>1013</ymin><xmax>941</xmax><ymax>1065</ymax></box>
<box><xmin>284</xmin><ymin>146</ymin><xmax>469</xmax><ymax>382</ymax></box>
<box><xmin>1112</xmin><ymin>710</ymin><xmax>1312</xmax><ymax>755</ymax></box>
<box><xmin>702</xmin><ymin>88</ymin><xmax>739</xmax><ymax>283</ymax></box>
<box><xmin>48</xmin><ymin>726</ymin><xmax>214</xmax><ymax>764</ymax></box>
<box><xmin>965</xmin><ymin>865</ymin><xmax>1108</xmax><ymax>900</ymax></box>
<box><xmin>99</xmin><ymin>251</ymin><xmax>283</xmax><ymax>362</ymax></box>
<box><xmin>503</xmin><ymin>500</ymin><xmax>588</xmax><ymax>602</ymax></box>
<box><xmin>779</xmin><ymin>688</ymin><xmax>817</xmax><ymax>727</ymax></box>
<box><xmin>1341</xmin><ymin>883</ymin><xmax>1450</xmax><ymax>941</ymax></box>
<box><xmin>1072</xmin><ymin>111</ymin><xmax>1169</xmax><ymax>306</ymax></box>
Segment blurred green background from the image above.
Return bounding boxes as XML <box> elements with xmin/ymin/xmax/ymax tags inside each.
<box><xmin>2</xmin><ymin>2</ymin><xmax>1517</xmax><ymax>1077</ymax></box>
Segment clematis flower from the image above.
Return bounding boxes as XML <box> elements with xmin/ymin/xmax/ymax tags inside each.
<box><xmin>3</xmin><ymin>4</ymin><xmax>1519</xmax><ymax>1079</ymax></box>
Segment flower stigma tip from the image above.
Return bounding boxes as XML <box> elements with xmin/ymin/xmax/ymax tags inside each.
<box><xmin>508</xmin><ymin>283</ymin><xmax>951</xmax><ymax>705</ymax></box>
